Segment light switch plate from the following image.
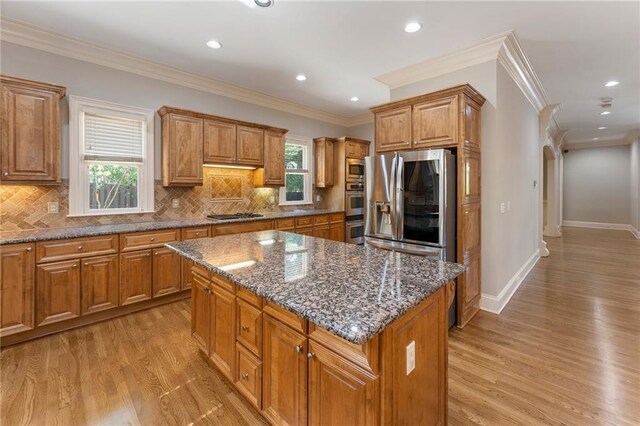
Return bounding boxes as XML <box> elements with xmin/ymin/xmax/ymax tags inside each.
<box><xmin>500</xmin><ymin>202</ymin><xmax>506</xmax><ymax>214</ymax></box>
<box><xmin>47</xmin><ymin>201</ymin><xmax>59</xmax><ymax>214</ymax></box>
<box><xmin>406</xmin><ymin>341</ymin><xmax>416</xmax><ymax>375</ymax></box>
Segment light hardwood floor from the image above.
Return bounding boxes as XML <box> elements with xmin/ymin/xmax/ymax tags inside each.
<box><xmin>1</xmin><ymin>227</ymin><xmax>638</xmax><ymax>425</ymax></box>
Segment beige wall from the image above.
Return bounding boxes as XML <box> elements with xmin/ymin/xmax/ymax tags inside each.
<box><xmin>563</xmin><ymin>145</ymin><xmax>631</xmax><ymax>225</ymax></box>
<box><xmin>631</xmin><ymin>139</ymin><xmax>640</xmax><ymax>231</ymax></box>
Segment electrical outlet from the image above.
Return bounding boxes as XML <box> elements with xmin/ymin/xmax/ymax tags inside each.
<box><xmin>171</xmin><ymin>199</ymin><xmax>180</xmax><ymax>208</ymax></box>
<box><xmin>47</xmin><ymin>201</ymin><xmax>59</xmax><ymax>214</ymax></box>
<box><xmin>500</xmin><ymin>202</ymin><xmax>506</xmax><ymax>214</ymax></box>
<box><xmin>406</xmin><ymin>341</ymin><xmax>416</xmax><ymax>375</ymax></box>
<box><xmin>316</xmin><ymin>194</ymin><xmax>322</xmax><ymax>203</ymax></box>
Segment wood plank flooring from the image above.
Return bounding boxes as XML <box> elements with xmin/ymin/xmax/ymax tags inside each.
<box><xmin>1</xmin><ymin>227</ymin><xmax>638</xmax><ymax>425</ymax></box>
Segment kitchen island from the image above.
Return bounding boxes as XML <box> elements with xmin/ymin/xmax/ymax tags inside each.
<box><xmin>166</xmin><ymin>230</ymin><xmax>465</xmax><ymax>425</ymax></box>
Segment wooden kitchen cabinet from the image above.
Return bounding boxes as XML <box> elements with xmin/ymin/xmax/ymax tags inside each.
<box><xmin>191</xmin><ymin>272</ymin><xmax>211</xmax><ymax>353</ymax></box>
<box><xmin>81</xmin><ymin>254</ymin><xmax>118</xmax><ymax>315</ymax></box>
<box><xmin>344</xmin><ymin>138</ymin><xmax>370</xmax><ymax>160</ymax></box>
<box><xmin>119</xmin><ymin>250</ymin><xmax>153</xmax><ymax>305</ymax></box>
<box><xmin>209</xmin><ymin>283</ymin><xmax>237</xmax><ymax>382</ymax></box>
<box><xmin>308</xmin><ymin>340</ymin><xmax>379</xmax><ymax>426</ymax></box>
<box><xmin>203</xmin><ymin>119</ymin><xmax>236</xmax><ymax>164</ymax></box>
<box><xmin>412</xmin><ymin>95</ymin><xmax>458</xmax><ymax>149</ymax></box>
<box><xmin>330</xmin><ymin>223</ymin><xmax>345</xmax><ymax>242</ymax></box>
<box><xmin>237</xmin><ymin>126</ymin><xmax>264</xmax><ymax>166</ymax></box>
<box><xmin>313</xmin><ymin>226</ymin><xmax>331</xmax><ymax>240</ymax></box>
<box><xmin>262</xmin><ymin>314</ymin><xmax>308</xmax><ymax>426</ymax></box>
<box><xmin>313</xmin><ymin>137</ymin><xmax>335</xmax><ymax>188</ymax></box>
<box><xmin>0</xmin><ymin>243</ymin><xmax>35</xmax><ymax>336</ymax></box>
<box><xmin>152</xmin><ymin>247</ymin><xmax>181</xmax><ymax>297</ymax></box>
<box><xmin>181</xmin><ymin>226</ymin><xmax>211</xmax><ymax>290</ymax></box>
<box><xmin>160</xmin><ymin>112</ymin><xmax>203</xmax><ymax>186</ymax></box>
<box><xmin>235</xmin><ymin>342</ymin><xmax>263</xmax><ymax>409</ymax></box>
<box><xmin>1</xmin><ymin>75</ymin><xmax>65</xmax><ymax>184</ymax></box>
<box><xmin>237</xmin><ymin>298</ymin><xmax>263</xmax><ymax>357</ymax></box>
<box><xmin>35</xmin><ymin>260</ymin><xmax>81</xmax><ymax>326</ymax></box>
<box><xmin>374</xmin><ymin>106</ymin><xmax>412</xmax><ymax>152</ymax></box>
<box><xmin>255</xmin><ymin>130</ymin><xmax>286</xmax><ymax>186</ymax></box>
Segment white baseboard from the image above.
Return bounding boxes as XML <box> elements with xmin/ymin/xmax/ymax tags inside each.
<box><xmin>479</xmin><ymin>249</ymin><xmax>540</xmax><ymax>314</ymax></box>
<box><xmin>562</xmin><ymin>220</ymin><xmax>639</xmax><ymax>238</ymax></box>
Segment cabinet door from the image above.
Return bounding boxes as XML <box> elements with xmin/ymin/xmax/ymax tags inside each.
<box><xmin>375</xmin><ymin>106</ymin><xmax>411</xmax><ymax>153</ymax></box>
<box><xmin>345</xmin><ymin>141</ymin><xmax>359</xmax><ymax>158</ymax></box>
<box><xmin>1</xmin><ymin>243</ymin><xmax>35</xmax><ymax>336</ymax></box>
<box><xmin>313</xmin><ymin>226</ymin><xmax>331</xmax><ymax>240</ymax></box>
<box><xmin>314</xmin><ymin>139</ymin><xmax>334</xmax><ymax>188</ymax></box>
<box><xmin>329</xmin><ymin>224</ymin><xmax>345</xmax><ymax>242</ymax></box>
<box><xmin>192</xmin><ymin>273</ymin><xmax>211</xmax><ymax>353</ymax></box>
<box><xmin>357</xmin><ymin>143</ymin><xmax>369</xmax><ymax>159</ymax></box>
<box><xmin>203</xmin><ymin>119</ymin><xmax>236</xmax><ymax>164</ymax></box>
<box><xmin>237</xmin><ymin>298</ymin><xmax>263</xmax><ymax>357</ymax></box>
<box><xmin>119</xmin><ymin>250</ymin><xmax>152</xmax><ymax>305</ymax></box>
<box><xmin>237</xmin><ymin>126</ymin><xmax>264</xmax><ymax>166</ymax></box>
<box><xmin>308</xmin><ymin>341</ymin><xmax>379</xmax><ymax>426</ymax></box>
<box><xmin>209</xmin><ymin>284</ymin><xmax>237</xmax><ymax>382</ymax></box>
<box><xmin>260</xmin><ymin>131</ymin><xmax>285</xmax><ymax>186</ymax></box>
<box><xmin>81</xmin><ymin>254</ymin><xmax>118</xmax><ymax>315</ymax></box>
<box><xmin>163</xmin><ymin>113</ymin><xmax>203</xmax><ymax>186</ymax></box>
<box><xmin>1</xmin><ymin>83</ymin><xmax>61</xmax><ymax>183</ymax></box>
<box><xmin>262</xmin><ymin>315</ymin><xmax>308</xmax><ymax>426</ymax></box>
<box><xmin>152</xmin><ymin>247</ymin><xmax>181</xmax><ymax>297</ymax></box>
<box><xmin>412</xmin><ymin>95</ymin><xmax>458</xmax><ymax>148</ymax></box>
<box><xmin>35</xmin><ymin>260</ymin><xmax>80</xmax><ymax>326</ymax></box>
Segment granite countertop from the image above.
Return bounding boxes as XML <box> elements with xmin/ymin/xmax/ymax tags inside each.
<box><xmin>166</xmin><ymin>230</ymin><xmax>465</xmax><ymax>344</ymax></box>
<box><xmin>0</xmin><ymin>209</ymin><xmax>344</xmax><ymax>245</ymax></box>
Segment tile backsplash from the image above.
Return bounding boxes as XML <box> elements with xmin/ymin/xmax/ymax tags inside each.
<box><xmin>0</xmin><ymin>168</ymin><xmax>326</xmax><ymax>231</ymax></box>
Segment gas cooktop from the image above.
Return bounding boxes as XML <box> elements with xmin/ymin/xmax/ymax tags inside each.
<box><xmin>207</xmin><ymin>212</ymin><xmax>265</xmax><ymax>221</ymax></box>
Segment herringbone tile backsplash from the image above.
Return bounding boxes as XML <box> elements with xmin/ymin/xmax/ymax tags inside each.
<box><xmin>0</xmin><ymin>168</ymin><xmax>326</xmax><ymax>231</ymax></box>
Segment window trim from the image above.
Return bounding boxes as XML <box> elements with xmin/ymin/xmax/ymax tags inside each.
<box><xmin>279</xmin><ymin>135</ymin><xmax>314</xmax><ymax>206</ymax></box>
<box><xmin>68</xmin><ymin>96</ymin><xmax>155</xmax><ymax>217</ymax></box>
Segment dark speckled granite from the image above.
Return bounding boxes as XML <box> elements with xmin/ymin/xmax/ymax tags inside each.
<box><xmin>166</xmin><ymin>230</ymin><xmax>465</xmax><ymax>344</ymax></box>
<box><xmin>0</xmin><ymin>209</ymin><xmax>343</xmax><ymax>245</ymax></box>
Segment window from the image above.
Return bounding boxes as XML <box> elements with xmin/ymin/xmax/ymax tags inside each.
<box><xmin>280</xmin><ymin>136</ymin><xmax>313</xmax><ymax>205</ymax></box>
<box><xmin>69</xmin><ymin>96</ymin><xmax>154</xmax><ymax>216</ymax></box>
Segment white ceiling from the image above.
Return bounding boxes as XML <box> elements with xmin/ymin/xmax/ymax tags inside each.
<box><xmin>2</xmin><ymin>1</ymin><xmax>638</xmax><ymax>143</ymax></box>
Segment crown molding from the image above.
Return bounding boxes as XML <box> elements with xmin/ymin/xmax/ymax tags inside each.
<box><xmin>0</xmin><ymin>17</ymin><xmax>373</xmax><ymax>128</ymax></box>
<box><xmin>375</xmin><ymin>30</ymin><xmax>552</xmax><ymax>114</ymax></box>
<box><xmin>564</xmin><ymin>138</ymin><xmax>630</xmax><ymax>150</ymax></box>
<box><xmin>623</xmin><ymin>129</ymin><xmax>640</xmax><ymax>144</ymax></box>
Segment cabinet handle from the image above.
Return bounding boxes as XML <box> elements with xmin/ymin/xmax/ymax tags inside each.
<box><xmin>242</xmin><ymin>373</ymin><xmax>249</xmax><ymax>380</ymax></box>
<box><xmin>295</xmin><ymin>345</ymin><xmax>304</xmax><ymax>353</ymax></box>
<box><xmin>307</xmin><ymin>352</ymin><xmax>315</xmax><ymax>359</ymax></box>
<box><xmin>242</xmin><ymin>325</ymin><xmax>249</xmax><ymax>332</ymax></box>
<box><xmin>26</xmin><ymin>247</ymin><xmax>32</xmax><ymax>252</ymax></box>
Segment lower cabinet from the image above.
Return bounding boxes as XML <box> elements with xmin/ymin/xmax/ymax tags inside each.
<box><xmin>81</xmin><ymin>254</ymin><xmax>118</xmax><ymax>315</ymax></box>
<box><xmin>329</xmin><ymin>223</ymin><xmax>345</xmax><ymax>242</ymax></box>
<box><xmin>152</xmin><ymin>247</ymin><xmax>181</xmax><ymax>297</ymax></box>
<box><xmin>235</xmin><ymin>342</ymin><xmax>263</xmax><ymax>409</ymax></box>
<box><xmin>209</xmin><ymin>284</ymin><xmax>237</xmax><ymax>382</ymax></box>
<box><xmin>312</xmin><ymin>226</ymin><xmax>331</xmax><ymax>240</ymax></box>
<box><xmin>262</xmin><ymin>314</ymin><xmax>308</xmax><ymax>426</ymax></box>
<box><xmin>0</xmin><ymin>243</ymin><xmax>35</xmax><ymax>336</ymax></box>
<box><xmin>191</xmin><ymin>273</ymin><xmax>211</xmax><ymax>353</ymax></box>
<box><xmin>119</xmin><ymin>250</ymin><xmax>153</xmax><ymax>305</ymax></box>
<box><xmin>36</xmin><ymin>260</ymin><xmax>81</xmax><ymax>326</ymax></box>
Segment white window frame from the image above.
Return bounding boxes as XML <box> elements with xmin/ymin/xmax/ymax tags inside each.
<box><xmin>68</xmin><ymin>96</ymin><xmax>155</xmax><ymax>217</ymax></box>
<box><xmin>280</xmin><ymin>135</ymin><xmax>314</xmax><ymax>206</ymax></box>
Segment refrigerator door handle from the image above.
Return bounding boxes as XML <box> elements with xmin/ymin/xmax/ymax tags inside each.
<box><xmin>395</xmin><ymin>155</ymin><xmax>404</xmax><ymax>241</ymax></box>
<box><xmin>390</xmin><ymin>152</ymin><xmax>398</xmax><ymax>241</ymax></box>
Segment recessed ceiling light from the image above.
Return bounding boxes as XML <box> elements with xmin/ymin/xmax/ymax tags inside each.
<box><xmin>254</xmin><ymin>0</ymin><xmax>273</xmax><ymax>7</ymax></box>
<box><xmin>296</xmin><ymin>74</ymin><xmax>307</xmax><ymax>81</ymax></box>
<box><xmin>593</xmin><ymin>137</ymin><xmax>599</xmax><ymax>140</ymax></box>
<box><xmin>350</xmin><ymin>96</ymin><xmax>359</xmax><ymax>102</ymax></box>
<box><xmin>404</xmin><ymin>22</ymin><xmax>422</xmax><ymax>33</ymax></box>
<box><xmin>601</xmin><ymin>111</ymin><xmax>611</xmax><ymax>115</ymax></box>
<box><xmin>604</xmin><ymin>81</ymin><xmax>619</xmax><ymax>87</ymax></box>
<box><xmin>598</xmin><ymin>126</ymin><xmax>607</xmax><ymax>130</ymax></box>
<box><xmin>206</xmin><ymin>40</ymin><xmax>222</xmax><ymax>49</ymax></box>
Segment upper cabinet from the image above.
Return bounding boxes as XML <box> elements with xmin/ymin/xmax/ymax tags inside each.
<box><xmin>313</xmin><ymin>137</ymin><xmax>335</xmax><ymax>188</ymax></box>
<box><xmin>1</xmin><ymin>75</ymin><xmax>66</xmax><ymax>184</ymax></box>
<box><xmin>158</xmin><ymin>107</ymin><xmax>287</xmax><ymax>187</ymax></box>
<box><xmin>373</xmin><ymin>106</ymin><xmax>412</xmax><ymax>153</ymax></box>
<box><xmin>342</xmin><ymin>137</ymin><xmax>370</xmax><ymax>159</ymax></box>
<box><xmin>412</xmin><ymin>96</ymin><xmax>458</xmax><ymax>149</ymax></box>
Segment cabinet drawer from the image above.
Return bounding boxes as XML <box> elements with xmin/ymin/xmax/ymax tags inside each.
<box><xmin>36</xmin><ymin>235</ymin><xmax>118</xmax><ymax>263</ymax></box>
<box><xmin>237</xmin><ymin>286</ymin><xmax>262</xmax><ymax>308</ymax></box>
<box><xmin>191</xmin><ymin>263</ymin><xmax>211</xmax><ymax>280</ymax></box>
<box><xmin>120</xmin><ymin>229</ymin><xmax>179</xmax><ymax>252</ymax></box>
<box><xmin>237</xmin><ymin>299</ymin><xmax>263</xmax><ymax>357</ymax></box>
<box><xmin>181</xmin><ymin>226</ymin><xmax>211</xmax><ymax>240</ymax></box>
<box><xmin>275</xmin><ymin>218</ymin><xmax>295</xmax><ymax>230</ymax></box>
<box><xmin>308</xmin><ymin>323</ymin><xmax>379</xmax><ymax>374</ymax></box>
<box><xmin>314</xmin><ymin>214</ymin><xmax>329</xmax><ymax>226</ymax></box>
<box><xmin>263</xmin><ymin>301</ymin><xmax>307</xmax><ymax>334</ymax></box>
<box><xmin>295</xmin><ymin>216</ymin><xmax>314</xmax><ymax>227</ymax></box>
<box><xmin>215</xmin><ymin>220</ymin><xmax>273</xmax><ymax>236</ymax></box>
<box><xmin>212</xmin><ymin>273</ymin><xmax>236</xmax><ymax>294</ymax></box>
<box><xmin>235</xmin><ymin>343</ymin><xmax>262</xmax><ymax>409</ymax></box>
<box><xmin>330</xmin><ymin>213</ymin><xmax>345</xmax><ymax>223</ymax></box>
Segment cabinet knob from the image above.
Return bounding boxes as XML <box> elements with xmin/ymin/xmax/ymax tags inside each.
<box><xmin>78</xmin><ymin>246</ymin><xmax>83</xmax><ymax>250</ymax></box>
<box><xmin>295</xmin><ymin>345</ymin><xmax>304</xmax><ymax>353</ymax></box>
<box><xmin>195</xmin><ymin>232</ymin><xmax>200</xmax><ymax>236</ymax></box>
<box><xmin>72</xmin><ymin>264</ymin><xmax>78</xmax><ymax>268</ymax></box>
<box><xmin>242</xmin><ymin>373</ymin><xmax>249</xmax><ymax>380</ymax></box>
<box><xmin>242</xmin><ymin>325</ymin><xmax>249</xmax><ymax>332</ymax></box>
<box><xmin>26</xmin><ymin>247</ymin><xmax>32</xmax><ymax>252</ymax></box>
<box><xmin>146</xmin><ymin>253</ymin><xmax>151</xmax><ymax>257</ymax></box>
<box><xmin>155</xmin><ymin>252</ymin><xmax>159</xmax><ymax>256</ymax></box>
<box><xmin>307</xmin><ymin>352</ymin><xmax>315</xmax><ymax>359</ymax></box>
<box><xmin>3</xmin><ymin>172</ymin><xmax>8</xmax><ymax>176</ymax></box>
<box><xmin>84</xmin><ymin>262</ymin><xmax>89</xmax><ymax>266</ymax></box>
<box><xmin>150</xmin><ymin>237</ymin><xmax>155</xmax><ymax>241</ymax></box>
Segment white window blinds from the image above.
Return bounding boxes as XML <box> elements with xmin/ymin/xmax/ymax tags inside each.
<box><xmin>83</xmin><ymin>112</ymin><xmax>144</xmax><ymax>162</ymax></box>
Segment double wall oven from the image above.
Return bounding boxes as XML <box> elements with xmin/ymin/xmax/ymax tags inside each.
<box><xmin>345</xmin><ymin>158</ymin><xmax>365</xmax><ymax>244</ymax></box>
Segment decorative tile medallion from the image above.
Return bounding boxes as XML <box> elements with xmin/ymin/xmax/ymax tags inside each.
<box><xmin>209</xmin><ymin>175</ymin><xmax>244</xmax><ymax>201</ymax></box>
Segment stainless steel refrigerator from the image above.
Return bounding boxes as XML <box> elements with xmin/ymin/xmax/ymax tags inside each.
<box><xmin>364</xmin><ymin>149</ymin><xmax>456</xmax><ymax>261</ymax></box>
